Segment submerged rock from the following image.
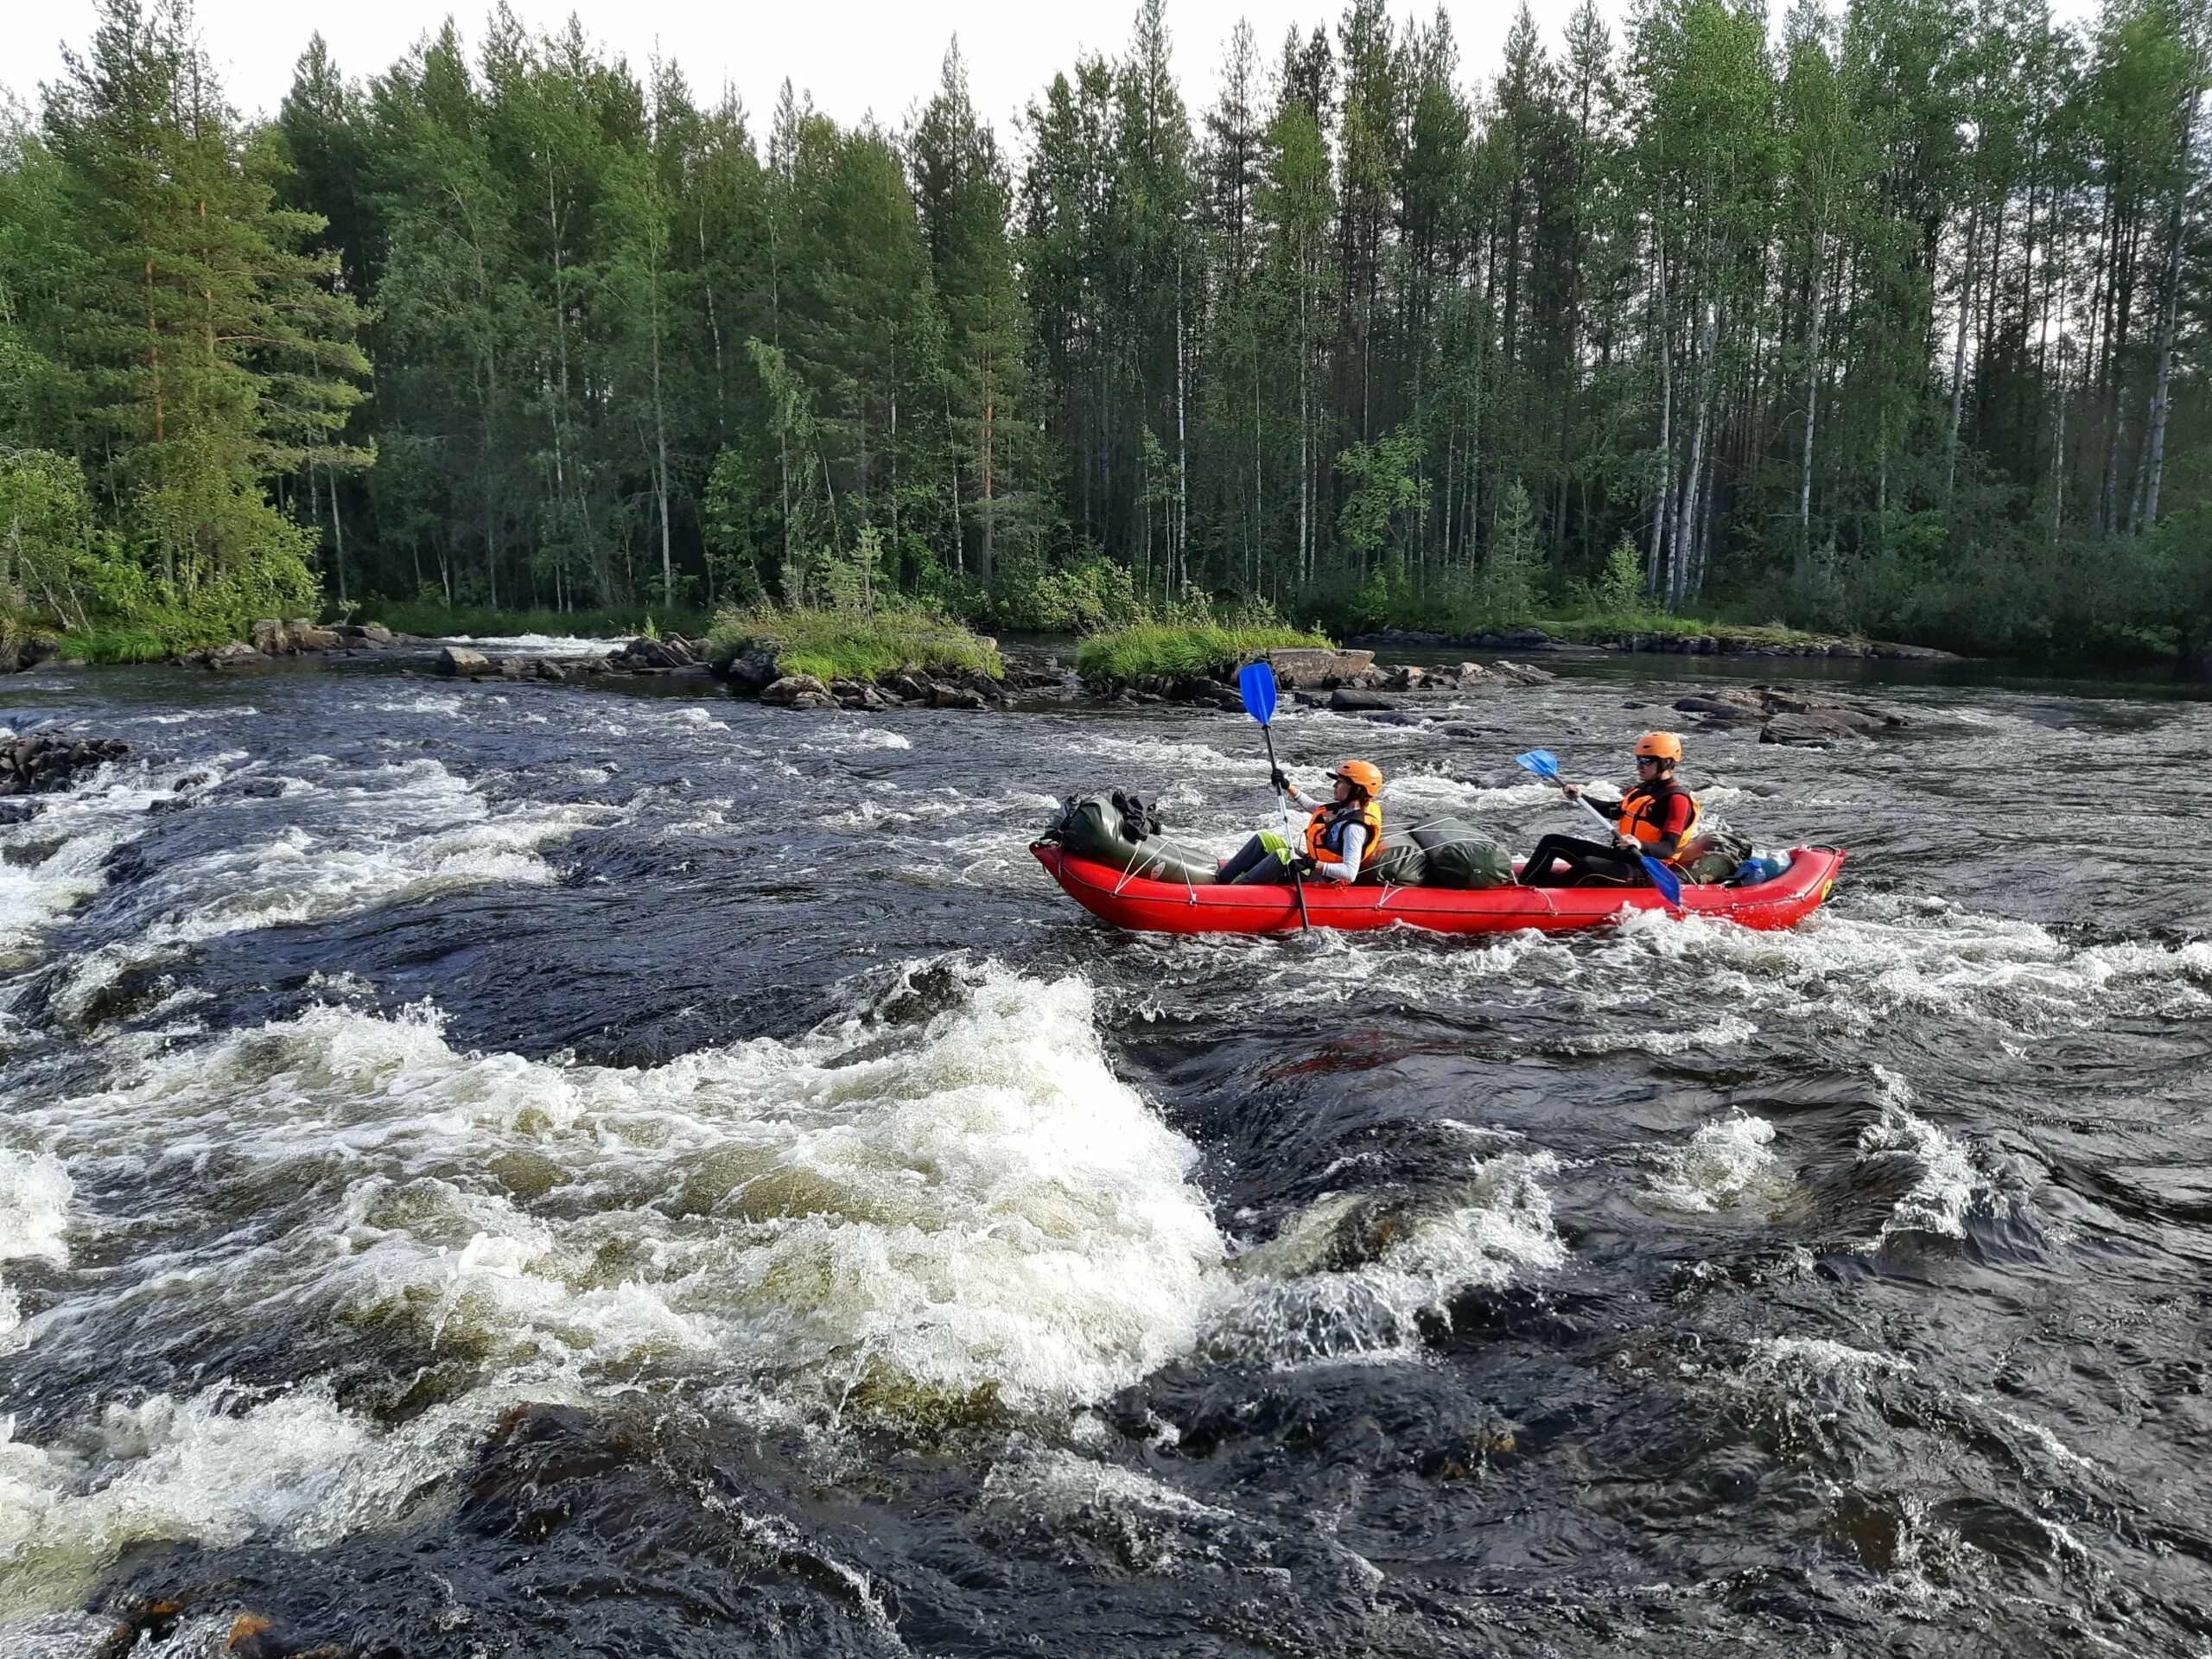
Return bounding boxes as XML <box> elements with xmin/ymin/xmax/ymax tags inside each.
<box><xmin>1328</xmin><ymin>688</ymin><xmax>1400</xmax><ymax>712</ymax></box>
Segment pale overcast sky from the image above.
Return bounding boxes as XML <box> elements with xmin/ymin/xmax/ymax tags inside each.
<box><xmin>12</xmin><ymin>0</ymin><xmax>1607</xmax><ymax>141</ymax></box>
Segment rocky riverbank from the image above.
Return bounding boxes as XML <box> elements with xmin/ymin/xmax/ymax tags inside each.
<box><xmin>175</xmin><ymin>617</ymin><xmax>416</xmax><ymax>668</ymax></box>
<box><xmin>432</xmin><ymin>634</ymin><xmax>1068</xmax><ymax>711</ymax></box>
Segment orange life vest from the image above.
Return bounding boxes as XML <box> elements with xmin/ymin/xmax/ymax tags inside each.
<box><xmin>1617</xmin><ymin>777</ymin><xmax>1700</xmax><ymax>864</ymax></box>
<box><xmin>1306</xmin><ymin>798</ymin><xmax>1383</xmax><ymax>869</ymax></box>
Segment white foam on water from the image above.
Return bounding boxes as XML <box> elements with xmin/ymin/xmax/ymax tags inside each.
<box><xmin>18</xmin><ymin>960</ymin><xmax>1224</xmax><ymax>1411</ymax></box>
<box><xmin>122</xmin><ymin>708</ymin><xmax>259</xmax><ymax>727</ymax></box>
<box><xmin>0</xmin><ymin>1149</ymin><xmax>73</xmax><ymax>1351</ymax></box>
<box><xmin>1382</xmin><ymin>772</ymin><xmax>1557</xmax><ymax>818</ymax></box>
<box><xmin>0</xmin><ymin>1151</ymin><xmax>71</xmax><ymax>1268</ymax></box>
<box><xmin>1645</xmin><ymin>1112</ymin><xmax>1796</xmax><ymax>1216</ymax></box>
<box><xmin>1961</xmin><ymin>1395</ymin><xmax>2095</xmax><ymax>1471</ymax></box>
<box><xmin>0</xmin><ymin>961</ymin><xmax>1228</xmax><ymax>1610</ymax></box>
<box><xmin>981</xmin><ymin>1445</ymin><xmax>1233</xmax><ymax>1572</ymax></box>
<box><xmin>1605</xmin><ymin>893</ymin><xmax>2212</xmax><ymax>1034</ymax></box>
<box><xmin>983</xmin><ymin>1445</ymin><xmax>1232</xmax><ymax>1525</ymax></box>
<box><xmin>50</xmin><ymin>760</ymin><xmax>614</xmax><ymax>1023</ymax></box>
<box><xmin>1858</xmin><ymin>1100</ymin><xmax>1982</xmax><ymax>1242</ymax></box>
<box><xmin>434</xmin><ymin>632</ymin><xmax>626</xmax><ymax>658</ymax></box>
<box><xmin>1077</xmin><ymin>733</ymin><xmax>1249</xmax><ymax>778</ymax></box>
<box><xmin>365</xmin><ymin>691</ymin><xmax>467</xmax><ymax>716</ymax></box>
<box><xmin>1570</xmin><ymin>1013</ymin><xmax>1758</xmax><ymax>1057</ymax></box>
<box><xmin>0</xmin><ymin>1378</ymin><xmax>564</xmax><ymax>1618</ymax></box>
<box><xmin>801</xmin><ymin>722</ymin><xmax>912</xmax><ymax>753</ymax></box>
<box><xmin>1206</xmin><ymin>1150</ymin><xmax>1566</xmax><ymax>1363</ymax></box>
<box><xmin>0</xmin><ymin>753</ymin><xmax>232</xmax><ymax>967</ymax></box>
<box><xmin>660</xmin><ymin>705</ymin><xmax>730</xmax><ymax>732</ymax></box>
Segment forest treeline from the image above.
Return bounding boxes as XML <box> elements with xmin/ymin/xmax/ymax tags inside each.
<box><xmin>1</xmin><ymin>0</ymin><xmax>2207</xmax><ymax>658</ymax></box>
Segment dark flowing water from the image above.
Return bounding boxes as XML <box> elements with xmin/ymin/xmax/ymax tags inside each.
<box><xmin>1</xmin><ymin>649</ymin><xmax>2208</xmax><ymax>1657</ymax></box>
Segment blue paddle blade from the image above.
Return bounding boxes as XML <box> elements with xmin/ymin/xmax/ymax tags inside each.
<box><xmin>1643</xmin><ymin>856</ymin><xmax>1684</xmax><ymax>908</ymax></box>
<box><xmin>1514</xmin><ymin>748</ymin><xmax>1560</xmax><ymax>782</ymax></box>
<box><xmin>1237</xmin><ymin>661</ymin><xmax>1278</xmax><ymax>726</ymax></box>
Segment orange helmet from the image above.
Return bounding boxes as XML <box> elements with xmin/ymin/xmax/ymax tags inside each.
<box><xmin>1633</xmin><ymin>731</ymin><xmax>1683</xmax><ymax>764</ymax></box>
<box><xmin>1330</xmin><ymin>759</ymin><xmax>1384</xmax><ymax>797</ymax></box>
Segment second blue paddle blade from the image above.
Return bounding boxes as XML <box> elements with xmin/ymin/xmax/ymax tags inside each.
<box><xmin>1237</xmin><ymin>661</ymin><xmax>1277</xmax><ymax>725</ymax></box>
<box><xmin>1514</xmin><ymin>748</ymin><xmax>1560</xmax><ymax>781</ymax></box>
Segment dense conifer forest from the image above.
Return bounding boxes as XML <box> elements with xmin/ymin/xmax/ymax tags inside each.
<box><xmin>2</xmin><ymin>0</ymin><xmax>2207</xmax><ymax>658</ymax></box>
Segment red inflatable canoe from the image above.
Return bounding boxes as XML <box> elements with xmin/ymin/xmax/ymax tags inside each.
<box><xmin>1032</xmin><ymin>842</ymin><xmax>1846</xmax><ymax>937</ymax></box>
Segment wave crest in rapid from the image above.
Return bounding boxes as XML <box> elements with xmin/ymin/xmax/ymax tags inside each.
<box><xmin>1206</xmin><ymin>1149</ymin><xmax>1566</xmax><ymax>1363</ymax></box>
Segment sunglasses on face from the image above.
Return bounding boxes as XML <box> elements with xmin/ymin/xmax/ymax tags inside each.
<box><xmin>1635</xmin><ymin>755</ymin><xmax>1663</xmax><ymax>766</ymax></box>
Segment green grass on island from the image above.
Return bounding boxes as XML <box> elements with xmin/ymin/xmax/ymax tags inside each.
<box><xmin>707</xmin><ymin>605</ymin><xmax>1004</xmax><ymax>683</ymax></box>
<box><xmin>1075</xmin><ymin>621</ymin><xmax>1332</xmax><ymax>684</ymax></box>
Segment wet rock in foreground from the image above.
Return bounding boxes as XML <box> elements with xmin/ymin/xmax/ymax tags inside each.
<box><xmin>0</xmin><ymin>734</ymin><xmax>130</xmax><ymax>796</ymax></box>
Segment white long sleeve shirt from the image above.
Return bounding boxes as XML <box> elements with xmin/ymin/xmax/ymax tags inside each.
<box><xmin>1283</xmin><ymin>786</ymin><xmax>1368</xmax><ymax>882</ymax></box>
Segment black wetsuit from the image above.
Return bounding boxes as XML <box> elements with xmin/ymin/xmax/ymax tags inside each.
<box><xmin>1520</xmin><ymin>834</ymin><xmax>1646</xmax><ymax>887</ymax></box>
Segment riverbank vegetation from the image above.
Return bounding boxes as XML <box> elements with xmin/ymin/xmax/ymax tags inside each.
<box><xmin>1</xmin><ymin>0</ymin><xmax>2205</xmax><ymax>665</ymax></box>
<box><xmin>1075</xmin><ymin>619</ymin><xmax>1332</xmax><ymax>683</ymax></box>
<box><xmin>707</xmin><ymin>605</ymin><xmax>1005</xmax><ymax>683</ymax></box>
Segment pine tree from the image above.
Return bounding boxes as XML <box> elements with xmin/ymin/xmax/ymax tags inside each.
<box><xmin>41</xmin><ymin>0</ymin><xmax>364</xmax><ymax>632</ymax></box>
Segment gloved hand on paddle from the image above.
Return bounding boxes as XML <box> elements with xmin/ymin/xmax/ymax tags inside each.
<box><xmin>1269</xmin><ymin>767</ymin><xmax>1291</xmax><ymax>794</ymax></box>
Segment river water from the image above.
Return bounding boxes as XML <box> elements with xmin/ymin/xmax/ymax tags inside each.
<box><xmin>1</xmin><ymin>652</ymin><xmax>2207</xmax><ymax>1656</ymax></box>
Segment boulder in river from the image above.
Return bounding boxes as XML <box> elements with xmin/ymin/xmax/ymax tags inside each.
<box><xmin>761</xmin><ymin>673</ymin><xmax>835</xmax><ymax>709</ymax></box>
<box><xmin>612</xmin><ymin>635</ymin><xmax>697</xmax><ymax>671</ymax></box>
<box><xmin>1669</xmin><ymin>682</ymin><xmax>1907</xmax><ymax>744</ymax></box>
<box><xmin>1329</xmin><ymin>688</ymin><xmax>1400</xmax><ymax>712</ymax></box>
<box><xmin>1267</xmin><ymin>646</ymin><xmax>1376</xmax><ymax>689</ymax></box>
<box><xmin>1488</xmin><ymin>659</ymin><xmax>1557</xmax><ymax>687</ymax></box>
<box><xmin>0</xmin><ymin>637</ymin><xmax>58</xmax><ymax>674</ymax></box>
<box><xmin>437</xmin><ymin>646</ymin><xmax>491</xmax><ymax>677</ymax></box>
<box><xmin>718</xmin><ymin>646</ymin><xmax>781</xmax><ymax>695</ymax></box>
<box><xmin>1761</xmin><ymin>708</ymin><xmax>1887</xmax><ymax>745</ymax></box>
<box><xmin>178</xmin><ymin>641</ymin><xmax>268</xmax><ymax>670</ymax></box>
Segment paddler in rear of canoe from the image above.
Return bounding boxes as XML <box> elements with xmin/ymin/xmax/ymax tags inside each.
<box><xmin>1216</xmin><ymin>760</ymin><xmax>1385</xmax><ymax>886</ymax></box>
<box><xmin>1521</xmin><ymin>731</ymin><xmax>1700</xmax><ymax>887</ymax></box>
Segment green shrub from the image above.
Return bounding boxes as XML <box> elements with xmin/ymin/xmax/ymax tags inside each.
<box><xmin>1075</xmin><ymin>620</ymin><xmax>1329</xmax><ymax>684</ymax></box>
<box><xmin>708</xmin><ymin>603</ymin><xmax>1004</xmax><ymax>683</ymax></box>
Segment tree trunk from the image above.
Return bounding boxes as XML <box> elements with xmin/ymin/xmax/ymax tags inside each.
<box><xmin>652</xmin><ymin>257</ymin><xmax>673</xmax><ymax>612</ymax></box>
<box><xmin>1646</xmin><ymin>228</ymin><xmax>1675</xmax><ymax>599</ymax></box>
<box><xmin>1945</xmin><ymin>199</ymin><xmax>1980</xmax><ymax>508</ymax></box>
<box><xmin>327</xmin><ymin>465</ymin><xmax>347</xmax><ymax>606</ymax></box>
<box><xmin>1797</xmin><ymin>232</ymin><xmax>1827</xmax><ymax>588</ymax></box>
<box><xmin>1175</xmin><ymin>246</ymin><xmax>1189</xmax><ymax>594</ymax></box>
<box><xmin>980</xmin><ymin>346</ymin><xmax>995</xmax><ymax>589</ymax></box>
<box><xmin>2136</xmin><ymin>75</ymin><xmax>2199</xmax><ymax>533</ymax></box>
<box><xmin>1671</xmin><ymin>301</ymin><xmax>1716</xmax><ymax>611</ymax></box>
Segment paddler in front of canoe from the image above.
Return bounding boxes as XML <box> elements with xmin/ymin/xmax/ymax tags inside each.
<box><xmin>1216</xmin><ymin>759</ymin><xmax>1384</xmax><ymax>885</ymax></box>
<box><xmin>1521</xmin><ymin>731</ymin><xmax>1700</xmax><ymax>887</ymax></box>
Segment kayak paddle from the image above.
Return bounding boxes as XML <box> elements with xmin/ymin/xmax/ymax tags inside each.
<box><xmin>1514</xmin><ymin>747</ymin><xmax>1685</xmax><ymax>909</ymax></box>
<box><xmin>1236</xmin><ymin>661</ymin><xmax>1311</xmax><ymax>931</ymax></box>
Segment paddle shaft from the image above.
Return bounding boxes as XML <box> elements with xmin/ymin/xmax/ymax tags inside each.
<box><xmin>1260</xmin><ymin>726</ymin><xmax>1312</xmax><ymax>932</ymax></box>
